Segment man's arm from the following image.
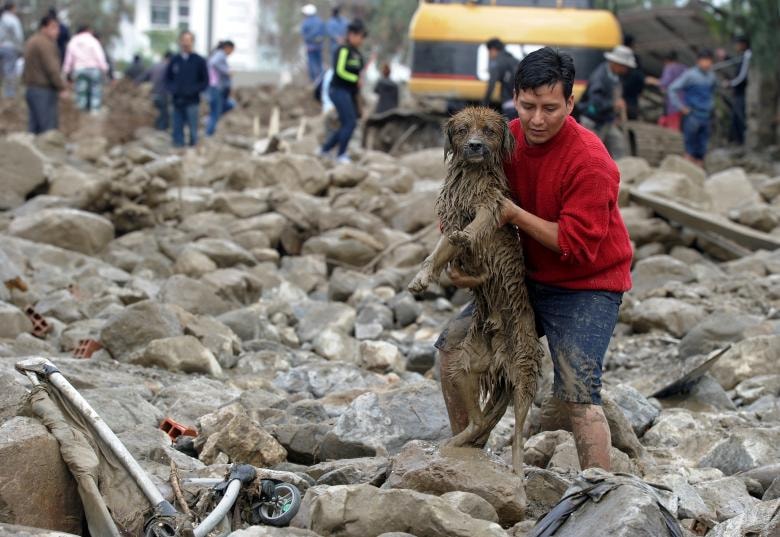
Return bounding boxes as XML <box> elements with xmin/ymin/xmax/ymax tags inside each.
<box><xmin>197</xmin><ymin>57</ymin><xmax>210</xmax><ymax>93</ymax></box>
<box><xmin>42</xmin><ymin>41</ymin><xmax>66</xmax><ymax>90</ymax></box>
<box><xmin>729</xmin><ymin>50</ymin><xmax>751</xmax><ymax>88</ymax></box>
<box><xmin>500</xmin><ymin>200</ymin><xmax>560</xmax><ymax>254</ymax></box>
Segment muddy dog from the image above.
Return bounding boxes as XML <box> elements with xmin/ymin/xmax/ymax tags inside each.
<box><xmin>408</xmin><ymin>107</ymin><xmax>544</xmax><ymax>474</ymax></box>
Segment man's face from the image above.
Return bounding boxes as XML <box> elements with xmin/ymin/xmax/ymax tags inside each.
<box><xmin>697</xmin><ymin>57</ymin><xmax>713</xmax><ymax>71</ymax></box>
<box><xmin>43</xmin><ymin>21</ymin><xmax>60</xmax><ymax>40</ymax></box>
<box><xmin>347</xmin><ymin>31</ymin><xmax>364</xmax><ymax>47</ymax></box>
<box><xmin>608</xmin><ymin>61</ymin><xmax>629</xmax><ymax>76</ymax></box>
<box><xmin>488</xmin><ymin>47</ymin><xmax>499</xmax><ymax>60</ymax></box>
<box><xmin>514</xmin><ymin>82</ymin><xmax>573</xmax><ymax>146</ymax></box>
<box><xmin>224</xmin><ymin>45</ymin><xmax>234</xmax><ymax>56</ymax></box>
<box><xmin>179</xmin><ymin>33</ymin><xmax>194</xmax><ymax>53</ymax></box>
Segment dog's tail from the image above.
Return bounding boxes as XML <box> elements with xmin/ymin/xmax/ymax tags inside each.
<box><xmin>471</xmin><ymin>377</ymin><xmax>512</xmax><ymax>448</ymax></box>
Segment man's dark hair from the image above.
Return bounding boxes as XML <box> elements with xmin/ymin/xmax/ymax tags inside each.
<box><xmin>734</xmin><ymin>35</ymin><xmax>750</xmax><ymax>48</ymax></box>
<box><xmin>76</xmin><ymin>24</ymin><xmax>90</xmax><ymax>34</ymax></box>
<box><xmin>697</xmin><ymin>48</ymin><xmax>713</xmax><ymax>59</ymax></box>
<box><xmin>164</xmin><ymin>51</ymin><xmax>173</xmax><ymax>60</ymax></box>
<box><xmin>221</xmin><ymin>40</ymin><xmax>235</xmax><ymax>49</ymax></box>
<box><xmin>664</xmin><ymin>50</ymin><xmax>678</xmax><ymax>62</ymax></box>
<box><xmin>179</xmin><ymin>29</ymin><xmax>194</xmax><ymax>40</ymax></box>
<box><xmin>347</xmin><ymin>19</ymin><xmax>366</xmax><ymax>36</ymax></box>
<box><xmin>332</xmin><ymin>6</ymin><xmax>340</xmax><ymax>17</ymax></box>
<box><xmin>39</xmin><ymin>14</ymin><xmax>58</xmax><ymax>29</ymax></box>
<box><xmin>486</xmin><ymin>38</ymin><xmax>504</xmax><ymax>51</ymax></box>
<box><xmin>623</xmin><ymin>34</ymin><xmax>635</xmax><ymax>48</ymax></box>
<box><xmin>3</xmin><ymin>2</ymin><xmax>16</xmax><ymax>12</ymax></box>
<box><xmin>514</xmin><ymin>47</ymin><xmax>575</xmax><ymax>100</ymax></box>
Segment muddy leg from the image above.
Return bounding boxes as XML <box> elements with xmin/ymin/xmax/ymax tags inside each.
<box><xmin>408</xmin><ymin>235</ymin><xmax>458</xmax><ymax>294</ymax></box>
<box><xmin>443</xmin><ymin>368</ymin><xmax>487</xmax><ymax>447</ymax></box>
<box><xmin>569</xmin><ymin>402</ymin><xmax>612</xmax><ymax>471</ymax></box>
<box><xmin>511</xmin><ymin>387</ymin><xmax>534</xmax><ymax>474</ymax></box>
<box><xmin>439</xmin><ymin>349</ymin><xmax>469</xmax><ymax>435</ymax></box>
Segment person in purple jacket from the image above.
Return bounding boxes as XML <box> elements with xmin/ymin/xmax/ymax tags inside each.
<box><xmin>655</xmin><ymin>50</ymin><xmax>687</xmax><ymax>131</ymax></box>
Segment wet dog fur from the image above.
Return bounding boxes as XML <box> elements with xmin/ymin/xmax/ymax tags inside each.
<box><xmin>409</xmin><ymin>107</ymin><xmax>543</xmax><ymax>473</ymax></box>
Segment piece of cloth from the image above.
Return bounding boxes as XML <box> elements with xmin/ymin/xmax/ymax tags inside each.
<box><xmin>22</xmin><ymin>31</ymin><xmax>66</xmax><ymax>91</ymax></box>
<box><xmin>578</xmin><ymin>61</ymin><xmax>621</xmax><ymax>125</ymax></box>
<box><xmin>668</xmin><ymin>66</ymin><xmax>716</xmax><ymax>118</ymax></box>
<box><xmin>0</xmin><ymin>11</ymin><xmax>23</xmax><ymax>49</ymax></box>
<box><xmin>658</xmin><ymin>111</ymin><xmax>682</xmax><ymax>131</ymax></box>
<box><xmin>0</xmin><ymin>44</ymin><xmax>19</xmax><ymax>97</ymax></box>
<box><xmin>659</xmin><ymin>61</ymin><xmax>686</xmax><ymax>115</ymax></box>
<box><xmin>504</xmin><ymin>116</ymin><xmax>633</xmax><ymax>292</ymax></box>
<box><xmin>682</xmin><ymin>113</ymin><xmax>710</xmax><ymax>160</ymax></box>
<box><xmin>165</xmin><ymin>52</ymin><xmax>209</xmax><ymax>107</ymax></box>
<box><xmin>326</xmin><ymin>15</ymin><xmax>348</xmax><ymax>56</ymax></box>
<box><xmin>153</xmin><ymin>93</ymin><xmax>170</xmax><ymax>131</ymax></box>
<box><xmin>307</xmin><ymin>48</ymin><xmax>323</xmax><ymax>83</ymax></box>
<box><xmin>331</xmin><ymin>44</ymin><xmax>363</xmax><ymax>93</ymax></box>
<box><xmin>208</xmin><ymin>48</ymin><xmax>230</xmax><ymax>90</ymax></box>
<box><xmin>483</xmin><ymin>49</ymin><xmax>519</xmax><ymax>108</ymax></box>
<box><xmin>579</xmin><ymin>115</ymin><xmax>626</xmax><ymax>160</ymax></box>
<box><xmin>62</xmin><ymin>31</ymin><xmax>108</xmax><ymax>76</ymax></box>
<box><xmin>73</xmin><ymin>67</ymin><xmax>103</xmax><ymax>111</ymax></box>
<box><xmin>25</xmin><ymin>85</ymin><xmax>58</xmax><ymax>134</ymax></box>
<box><xmin>322</xmin><ymin>85</ymin><xmax>357</xmax><ymax>157</ymax></box>
<box><xmin>172</xmin><ymin>103</ymin><xmax>199</xmax><ymax>147</ymax></box>
<box><xmin>435</xmin><ymin>281</ymin><xmax>621</xmax><ymax>405</ymax></box>
<box><xmin>373</xmin><ymin>77</ymin><xmax>399</xmax><ymax>114</ymax></box>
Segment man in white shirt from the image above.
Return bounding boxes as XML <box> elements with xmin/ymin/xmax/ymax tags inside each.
<box><xmin>62</xmin><ymin>25</ymin><xmax>109</xmax><ymax>112</ymax></box>
<box><xmin>0</xmin><ymin>2</ymin><xmax>24</xmax><ymax>98</ymax></box>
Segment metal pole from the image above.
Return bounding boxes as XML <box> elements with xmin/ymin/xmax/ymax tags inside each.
<box><xmin>192</xmin><ymin>479</ymin><xmax>242</xmax><ymax>537</ymax></box>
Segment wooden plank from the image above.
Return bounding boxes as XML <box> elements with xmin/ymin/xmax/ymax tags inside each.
<box><xmin>629</xmin><ymin>189</ymin><xmax>780</xmax><ymax>252</ymax></box>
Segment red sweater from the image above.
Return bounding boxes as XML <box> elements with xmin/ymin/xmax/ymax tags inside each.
<box><xmin>504</xmin><ymin>116</ymin><xmax>633</xmax><ymax>292</ymax></box>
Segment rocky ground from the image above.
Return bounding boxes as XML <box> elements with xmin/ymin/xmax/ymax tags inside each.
<box><xmin>0</xmin><ymin>93</ymin><xmax>779</xmax><ymax>537</ymax></box>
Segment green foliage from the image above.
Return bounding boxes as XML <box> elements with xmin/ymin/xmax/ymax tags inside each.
<box><xmin>146</xmin><ymin>29</ymin><xmax>178</xmax><ymax>58</ymax></box>
<box><xmin>22</xmin><ymin>0</ymin><xmax>134</xmax><ymax>42</ymax></box>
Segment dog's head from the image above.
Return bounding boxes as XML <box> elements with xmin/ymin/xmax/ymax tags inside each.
<box><xmin>444</xmin><ymin>107</ymin><xmax>515</xmax><ymax>167</ymax></box>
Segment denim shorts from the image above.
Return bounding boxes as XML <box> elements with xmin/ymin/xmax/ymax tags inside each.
<box><xmin>434</xmin><ymin>281</ymin><xmax>622</xmax><ymax>405</ymax></box>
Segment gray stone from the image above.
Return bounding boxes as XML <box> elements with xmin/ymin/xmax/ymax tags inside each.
<box><xmin>0</xmin><ymin>524</ymin><xmax>81</xmax><ymax>536</ymax></box>
<box><xmin>0</xmin><ymin>417</ymin><xmax>82</xmax><ymax>533</ymax></box>
<box><xmin>441</xmin><ymin>491</ymin><xmax>500</xmax><ymax>524</ymax></box>
<box><xmin>660</xmin><ymin>154</ymin><xmax>707</xmax><ymax>184</ymax></box>
<box><xmin>524</xmin><ymin>467</ymin><xmax>572</xmax><ymax>520</ymax></box>
<box><xmin>388</xmin><ymin>292</ymin><xmax>421</xmax><ymax>327</ymax></box>
<box><xmin>699</xmin><ymin>429</ymin><xmax>780</xmax><ymax>476</ymax></box>
<box><xmin>635</xmin><ymin>171</ymin><xmax>711</xmax><ymax>210</ymax></box>
<box><xmin>274</xmin><ymin>362</ymin><xmax>389</xmax><ymax>399</ymax></box>
<box><xmin>328</xmin><ymin>268</ymin><xmax>371</xmax><ymax>302</ymax></box>
<box><xmin>387</xmin><ymin>440</ymin><xmax>525</xmax><ymax>525</ymax></box>
<box><xmin>631</xmin><ymin>255</ymin><xmax>696</xmax><ymax>295</ymax></box>
<box><xmin>694</xmin><ymin>476</ymin><xmax>760</xmax><ymax>522</ymax></box>
<box><xmin>309</xmin><ymin>457</ymin><xmax>389</xmax><ymax>487</ymax></box>
<box><xmin>319</xmin><ymin>381</ymin><xmax>450</xmax><ymax>458</ymax></box>
<box><xmin>359</xmin><ymin>340</ymin><xmax>405</xmax><ymax>372</ymax></box>
<box><xmin>705</xmin><ymin>168</ymin><xmax>762</xmax><ymax>215</ymax></box>
<box><xmin>710</xmin><ymin>335</ymin><xmax>780</xmax><ymax>390</ymax></box>
<box><xmin>399</xmin><ymin>148</ymin><xmax>446</xmax><ymax>180</ymax></box>
<box><xmin>191</xmin><ymin>238</ymin><xmax>256</xmax><ymax>267</ymax></box>
<box><xmin>606</xmin><ymin>384</ymin><xmax>659</xmax><ymax>437</ymax></box>
<box><xmin>0</xmin><ymin>373</ymin><xmax>27</xmax><ymax>421</ymax></box>
<box><xmin>292</xmin><ymin>300</ymin><xmax>356</xmax><ymax>343</ymax></box>
<box><xmin>218</xmin><ymin>306</ymin><xmax>277</xmax><ymax>343</ymax></box>
<box><xmin>82</xmin><ymin>386</ymin><xmax>163</xmax><ymax>434</ymax></box>
<box><xmin>628</xmin><ymin>297</ymin><xmax>706</xmax><ymax>337</ymax></box>
<box><xmin>100</xmin><ymin>300</ymin><xmax>183</xmax><ymax>361</ymax></box>
<box><xmin>228</xmin><ymin>527</ymin><xmax>323</xmax><ymax>537</ymax></box>
<box><xmin>0</xmin><ymin>138</ymin><xmax>46</xmax><ymax>210</ymax></box>
<box><xmin>0</xmin><ymin>302</ymin><xmax>32</xmax><ymax>339</ymax></box>
<box><xmin>678</xmin><ymin>312</ymin><xmax>764</xmax><ymax>359</ymax></box>
<box><xmin>158</xmin><ymin>274</ymin><xmax>234</xmax><ymax>316</ymax></box>
<box><xmin>312</xmin><ymin>328</ymin><xmax>360</xmax><ymax>363</ymax></box>
<box><xmin>301</xmin><ymin>228</ymin><xmax>382</xmax><ymax>266</ymax></box>
<box><xmin>134</xmin><ymin>335</ymin><xmax>223</xmax><ymax>376</ymax></box>
<box><xmin>9</xmin><ymin>208</ymin><xmax>114</xmax><ymax>255</ymax></box>
<box><xmin>706</xmin><ymin>498</ymin><xmax>780</xmax><ymax>537</ymax></box>
<box><xmin>154</xmin><ymin>377</ymin><xmax>241</xmax><ymax>424</ymax></box>
<box><xmin>199</xmin><ymin>413</ymin><xmax>286</xmax><ymax>467</ymax></box>
<box><xmin>173</xmin><ymin>248</ymin><xmax>218</xmax><ymax>277</ymax></box>
<box><xmin>763</xmin><ymin>477</ymin><xmax>780</xmax><ymax>501</ymax></box>
<box><xmin>270</xmin><ymin>422</ymin><xmax>332</xmax><ymax>465</ymax></box>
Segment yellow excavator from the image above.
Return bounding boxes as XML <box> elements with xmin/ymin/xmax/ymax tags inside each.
<box><xmin>365</xmin><ymin>0</ymin><xmax>622</xmax><ymax>153</ymax></box>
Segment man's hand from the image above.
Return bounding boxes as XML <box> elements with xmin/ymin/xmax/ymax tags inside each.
<box><xmin>499</xmin><ymin>197</ymin><xmax>520</xmax><ymax>227</ymax></box>
<box><xmin>446</xmin><ymin>262</ymin><xmax>486</xmax><ymax>289</ymax></box>
<box><xmin>680</xmin><ymin>106</ymin><xmax>691</xmax><ymax>116</ymax></box>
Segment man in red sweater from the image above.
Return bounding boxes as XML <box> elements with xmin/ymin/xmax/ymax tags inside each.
<box><xmin>436</xmin><ymin>47</ymin><xmax>633</xmax><ymax>471</ymax></box>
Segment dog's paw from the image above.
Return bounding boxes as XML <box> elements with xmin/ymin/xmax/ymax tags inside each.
<box><xmin>448</xmin><ymin>230</ymin><xmax>472</xmax><ymax>249</ymax></box>
<box><xmin>408</xmin><ymin>272</ymin><xmax>431</xmax><ymax>295</ymax></box>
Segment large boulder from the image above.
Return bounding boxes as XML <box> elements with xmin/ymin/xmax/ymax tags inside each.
<box><xmin>707</xmin><ymin>498</ymin><xmax>780</xmax><ymax>537</ymax></box>
<box><xmin>0</xmin><ymin>138</ymin><xmax>46</xmax><ymax>209</ymax></box>
<box><xmin>630</xmin><ymin>255</ymin><xmax>696</xmax><ymax>295</ymax></box>
<box><xmin>705</xmin><ymin>168</ymin><xmax>762</xmax><ymax>215</ymax></box>
<box><xmin>0</xmin><ymin>417</ymin><xmax>82</xmax><ymax>533</ymax></box>
<box><xmin>100</xmin><ymin>300</ymin><xmax>183</xmax><ymax>361</ymax></box>
<box><xmin>627</xmin><ymin>297</ymin><xmax>707</xmax><ymax>338</ymax></box>
<box><xmin>158</xmin><ymin>274</ymin><xmax>234</xmax><ymax>316</ymax></box>
<box><xmin>8</xmin><ymin>208</ymin><xmax>114</xmax><ymax>255</ymax></box>
<box><xmin>319</xmin><ymin>381</ymin><xmax>450</xmax><ymax>458</ymax></box>
<box><xmin>710</xmin><ymin>335</ymin><xmax>780</xmax><ymax>390</ymax></box>
<box><xmin>634</xmin><ymin>171</ymin><xmax>711</xmax><ymax>210</ymax></box>
<box><xmin>698</xmin><ymin>429</ymin><xmax>780</xmax><ymax>476</ymax></box>
<box><xmin>273</xmin><ymin>362</ymin><xmax>389</xmax><ymax>399</ymax></box>
<box><xmin>134</xmin><ymin>335</ymin><xmax>223</xmax><ymax>376</ymax></box>
<box><xmin>82</xmin><ymin>387</ymin><xmax>164</xmax><ymax>434</ymax></box>
<box><xmin>386</xmin><ymin>441</ymin><xmax>526</xmax><ymax>525</ymax></box>
<box><xmin>399</xmin><ymin>148</ymin><xmax>446</xmax><ymax>180</ymax></box>
<box><xmin>0</xmin><ymin>301</ymin><xmax>33</xmax><ymax>339</ymax></box>
<box><xmin>199</xmin><ymin>413</ymin><xmax>287</xmax><ymax>467</ymax></box>
<box><xmin>292</xmin><ymin>300</ymin><xmax>356</xmax><ymax>343</ymax></box>
<box><xmin>678</xmin><ymin>312</ymin><xmax>765</xmax><ymax>359</ymax></box>
<box><xmin>298</xmin><ymin>484</ymin><xmax>505</xmax><ymax>537</ymax></box>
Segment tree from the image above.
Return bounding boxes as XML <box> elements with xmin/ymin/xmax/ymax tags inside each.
<box><xmin>21</xmin><ymin>0</ymin><xmax>133</xmax><ymax>42</ymax></box>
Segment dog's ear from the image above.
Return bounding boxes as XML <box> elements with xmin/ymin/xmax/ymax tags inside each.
<box><xmin>502</xmin><ymin>121</ymin><xmax>515</xmax><ymax>159</ymax></box>
<box><xmin>443</xmin><ymin>119</ymin><xmax>454</xmax><ymax>160</ymax></box>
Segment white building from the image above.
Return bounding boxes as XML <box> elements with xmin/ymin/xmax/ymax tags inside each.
<box><xmin>116</xmin><ymin>0</ymin><xmax>266</xmax><ymax>72</ymax></box>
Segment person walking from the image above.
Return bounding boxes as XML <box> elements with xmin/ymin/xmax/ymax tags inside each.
<box><xmin>726</xmin><ymin>36</ymin><xmax>751</xmax><ymax>145</ymax></box>
<box><xmin>22</xmin><ymin>14</ymin><xmax>65</xmax><ymax>134</ymax></box>
<box><xmin>62</xmin><ymin>25</ymin><xmax>109</xmax><ymax>112</ymax></box>
<box><xmin>652</xmin><ymin>50</ymin><xmax>686</xmax><ymax>131</ymax></box>
<box><xmin>319</xmin><ymin>19</ymin><xmax>366</xmax><ymax>164</ymax></box>
<box><xmin>165</xmin><ymin>31</ymin><xmax>209</xmax><ymax>147</ymax></box>
<box><xmin>0</xmin><ymin>2</ymin><xmax>24</xmax><ymax>98</ymax></box>
<box><xmin>145</xmin><ymin>51</ymin><xmax>172</xmax><ymax>131</ymax></box>
<box><xmin>439</xmin><ymin>47</ymin><xmax>632</xmax><ymax>472</ymax></box>
<box><xmin>206</xmin><ymin>40</ymin><xmax>234</xmax><ymax>137</ymax></box>
<box><xmin>669</xmin><ymin>49</ymin><xmax>716</xmax><ymax>167</ymax></box>
<box><xmin>482</xmin><ymin>38</ymin><xmax>520</xmax><ymax>120</ymax></box>
<box><xmin>577</xmin><ymin>44</ymin><xmax>635</xmax><ymax>159</ymax></box>
<box><xmin>373</xmin><ymin>63</ymin><xmax>398</xmax><ymax>115</ymax></box>
<box><xmin>325</xmin><ymin>6</ymin><xmax>348</xmax><ymax>62</ymax></box>
<box><xmin>300</xmin><ymin>4</ymin><xmax>325</xmax><ymax>82</ymax></box>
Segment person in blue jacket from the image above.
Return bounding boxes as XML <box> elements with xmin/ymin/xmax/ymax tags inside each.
<box><xmin>165</xmin><ymin>30</ymin><xmax>209</xmax><ymax>147</ymax></box>
<box><xmin>300</xmin><ymin>4</ymin><xmax>325</xmax><ymax>82</ymax></box>
<box><xmin>319</xmin><ymin>19</ymin><xmax>366</xmax><ymax>164</ymax></box>
<box><xmin>325</xmin><ymin>6</ymin><xmax>348</xmax><ymax>63</ymax></box>
<box><xmin>669</xmin><ymin>49</ymin><xmax>717</xmax><ymax>166</ymax></box>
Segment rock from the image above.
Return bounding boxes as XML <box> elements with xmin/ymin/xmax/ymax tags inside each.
<box><xmin>274</xmin><ymin>362</ymin><xmax>389</xmax><ymax>398</ymax></box>
<box><xmin>630</xmin><ymin>255</ymin><xmax>696</xmax><ymax>294</ymax></box>
<box><xmin>328</xmin><ymin>268</ymin><xmax>371</xmax><ymax>302</ymax></box>
<box><xmin>764</xmin><ymin>478</ymin><xmax>780</xmax><ymax>501</ymax></box>
<box><xmin>319</xmin><ymin>381</ymin><xmax>450</xmax><ymax>458</ymax></box>
<box><xmin>678</xmin><ymin>312</ymin><xmax>764</xmax><ymax>359</ymax></box>
<box><xmin>0</xmin><ymin>373</ymin><xmax>27</xmax><ymax>421</ymax></box>
<box><xmin>228</xmin><ymin>528</ymin><xmax>323</xmax><ymax>537</ymax></box>
<box><xmin>0</xmin><ymin>524</ymin><xmax>81</xmax><ymax>536</ymax></box>
<box><xmin>191</xmin><ymin>238</ymin><xmax>256</xmax><ymax>267</ymax></box>
<box><xmin>154</xmin><ymin>377</ymin><xmax>241</xmax><ymax>424</ymax></box>
<box><xmin>8</xmin><ymin>208</ymin><xmax>114</xmax><ymax>255</ymax></box>
<box><xmin>302</xmin><ymin>228</ymin><xmax>382</xmax><ymax>266</ymax></box>
<box><xmin>307</xmin><ymin>457</ymin><xmax>389</xmax><ymax>486</ymax></box>
<box><xmin>312</xmin><ymin>328</ymin><xmax>360</xmax><ymax>363</ymax></box>
<box><xmin>0</xmin><ymin>138</ymin><xmax>46</xmax><ymax>209</ymax></box>
<box><xmin>621</xmin><ymin>207</ymin><xmax>677</xmax><ymax>246</ymax></box>
<box><xmin>292</xmin><ymin>301</ymin><xmax>356</xmax><ymax>343</ymax></box>
<box><xmin>694</xmin><ymin>476</ymin><xmax>760</xmax><ymax>522</ymax></box>
<box><xmin>0</xmin><ymin>417</ymin><xmax>82</xmax><ymax>533</ymax></box>
<box><xmin>100</xmin><ymin>300</ymin><xmax>183</xmax><ymax>361</ymax></box>
<box><xmin>699</xmin><ymin>429</ymin><xmax>780</xmax><ymax>476</ymax></box>
<box><xmin>134</xmin><ymin>335</ymin><xmax>223</xmax><ymax>376</ymax></box>
<box><xmin>400</xmin><ymin>148</ymin><xmax>446</xmax><ymax>180</ymax></box>
<box><xmin>731</xmin><ymin>202</ymin><xmax>779</xmax><ymax>232</ymax></box>
<box><xmin>0</xmin><ymin>301</ymin><xmax>33</xmax><ymax>338</ymax></box>
<box><xmin>706</xmin><ymin>498</ymin><xmax>780</xmax><ymax>537</ymax></box>
<box><xmin>301</xmin><ymin>484</ymin><xmax>505</xmax><ymax>537</ymax></box>
<box><xmin>176</xmin><ymin>311</ymin><xmax>241</xmax><ymax>369</ymax></box>
<box><xmin>617</xmin><ymin>157</ymin><xmax>652</xmax><ymax>185</ymax></box>
<box><xmin>387</xmin><ymin>191</ymin><xmax>438</xmax><ymax>233</ymax></box>
<box><xmin>199</xmin><ymin>413</ymin><xmax>286</xmax><ymax>467</ymax></box>
<box><xmin>173</xmin><ymin>248</ymin><xmax>218</xmax><ymax>277</ymax></box>
<box><xmin>635</xmin><ymin>171</ymin><xmax>711</xmax><ymax>210</ymax></box>
<box><xmin>329</xmin><ymin>164</ymin><xmax>368</xmax><ymax>187</ymax></box>
<box><xmin>359</xmin><ymin>340</ymin><xmax>405</xmax><ymax>372</ymax></box>
<box><xmin>710</xmin><ymin>335</ymin><xmax>780</xmax><ymax>390</ymax></box>
<box><xmin>388</xmin><ymin>292</ymin><xmax>421</xmax><ymax>327</ymax></box>
<box><xmin>441</xmin><ymin>491</ymin><xmax>500</xmax><ymax>524</ymax></box>
<box><xmin>271</xmin><ymin>422</ymin><xmax>332</xmax><ymax>465</ymax></box>
<box><xmin>705</xmin><ymin>168</ymin><xmax>762</xmax><ymax>215</ymax></box>
<box><xmin>82</xmin><ymin>386</ymin><xmax>164</xmax><ymax>434</ymax></box>
<box><xmin>159</xmin><ymin>274</ymin><xmax>234</xmax><ymax>316</ymax></box>
<box><xmin>628</xmin><ymin>297</ymin><xmax>706</xmax><ymax>337</ymax></box>
<box><xmin>606</xmin><ymin>384</ymin><xmax>659</xmax><ymax>437</ymax></box>
<box><xmin>660</xmin><ymin>154</ymin><xmax>707</xmax><ymax>184</ymax></box>
<box><xmin>524</xmin><ymin>467</ymin><xmax>572</xmax><ymax>520</ymax></box>
<box><xmin>387</xmin><ymin>440</ymin><xmax>525</xmax><ymax>525</ymax></box>
<box><xmin>355</xmin><ymin>303</ymin><xmax>394</xmax><ymax>340</ymax></box>
<box><xmin>547</xmin><ymin>437</ymin><xmax>634</xmax><ymax>474</ymax></box>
